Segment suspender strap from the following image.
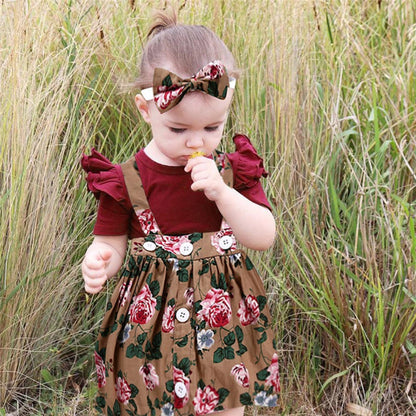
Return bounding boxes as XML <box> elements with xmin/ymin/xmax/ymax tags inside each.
<box><xmin>120</xmin><ymin>156</ymin><xmax>149</xmax><ymax>212</ymax></box>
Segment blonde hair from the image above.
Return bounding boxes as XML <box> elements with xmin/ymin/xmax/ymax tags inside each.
<box><xmin>136</xmin><ymin>10</ymin><xmax>238</xmax><ymax>90</ymax></box>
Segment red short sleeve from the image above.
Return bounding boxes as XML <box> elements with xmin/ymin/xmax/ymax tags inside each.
<box><xmin>81</xmin><ymin>149</ymin><xmax>138</xmax><ymax>236</ymax></box>
<box><xmin>93</xmin><ymin>193</ymin><xmax>131</xmax><ymax>236</ymax></box>
<box><xmin>227</xmin><ymin>134</ymin><xmax>271</xmax><ymax>210</ymax></box>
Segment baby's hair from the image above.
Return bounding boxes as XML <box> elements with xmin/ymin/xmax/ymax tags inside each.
<box><xmin>136</xmin><ymin>9</ymin><xmax>239</xmax><ymax>90</ymax></box>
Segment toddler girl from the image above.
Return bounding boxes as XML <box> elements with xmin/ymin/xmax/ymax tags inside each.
<box><xmin>81</xmin><ymin>11</ymin><xmax>280</xmax><ymax>416</ymax></box>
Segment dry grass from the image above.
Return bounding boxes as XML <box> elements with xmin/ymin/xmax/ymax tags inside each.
<box><xmin>1</xmin><ymin>0</ymin><xmax>415</xmax><ymax>414</ymax></box>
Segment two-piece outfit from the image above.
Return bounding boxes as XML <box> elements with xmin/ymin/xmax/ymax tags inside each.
<box><xmin>82</xmin><ymin>134</ymin><xmax>280</xmax><ymax>416</ymax></box>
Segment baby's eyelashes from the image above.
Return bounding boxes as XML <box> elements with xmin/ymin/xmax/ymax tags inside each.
<box><xmin>169</xmin><ymin>127</ymin><xmax>186</xmax><ymax>134</ymax></box>
<box><xmin>168</xmin><ymin>126</ymin><xmax>220</xmax><ymax>134</ymax></box>
<box><xmin>204</xmin><ymin>126</ymin><xmax>219</xmax><ymax>132</ymax></box>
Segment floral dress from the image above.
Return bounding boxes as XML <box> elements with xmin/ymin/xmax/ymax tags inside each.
<box><xmin>86</xmin><ymin>149</ymin><xmax>280</xmax><ymax>416</ymax></box>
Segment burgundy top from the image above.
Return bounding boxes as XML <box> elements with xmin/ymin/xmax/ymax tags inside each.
<box><xmin>81</xmin><ymin>134</ymin><xmax>271</xmax><ymax>238</ymax></box>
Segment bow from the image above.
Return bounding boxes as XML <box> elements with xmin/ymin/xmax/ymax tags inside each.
<box><xmin>151</xmin><ymin>61</ymin><xmax>230</xmax><ymax>113</ymax></box>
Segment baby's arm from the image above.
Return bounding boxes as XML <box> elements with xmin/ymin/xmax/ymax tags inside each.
<box><xmin>82</xmin><ymin>234</ymin><xmax>128</xmax><ymax>294</ymax></box>
<box><xmin>185</xmin><ymin>157</ymin><xmax>275</xmax><ymax>250</ymax></box>
<box><xmin>214</xmin><ymin>186</ymin><xmax>275</xmax><ymax>250</ymax></box>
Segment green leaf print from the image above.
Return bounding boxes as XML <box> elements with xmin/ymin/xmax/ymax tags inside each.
<box><xmin>142</xmin><ymin>257</ymin><xmax>151</xmax><ymax>272</ymax></box>
<box><xmin>155</xmin><ymin>247</ymin><xmax>170</xmax><ymax>260</ymax></box>
<box><xmin>107</xmin><ymin>406</ymin><xmax>114</xmax><ymax>416</ymax></box>
<box><xmin>189</xmin><ymin>232</ymin><xmax>203</xmax><ymax>243</ymax></box>
<box><xmin>145</xmin><ymin>340</ymin><xmax>162</xmax><ymax>360</ymax></box>
<box><xmin>178</xmin><ymin>259</ymin><xmax>190</xmax><ymax>268</ymax></box>
<box><xmin>257</xmin><ymin>332</ymin><xmax>267</xmax><ymax>344</ymax></box>
<box><xmin>245</xmin><ymin>257</ymin><xmax>254</xmax><ymax>271</ymax></box>
<box><xmin>218</xmin><ymin>273</ymin><xmax>227</xmax><ymax>291</ymax></box>
<box><xmin>218</xmin><ymin>388</ymin><xmax>230</xmax><ymax>404</ymax></box>
<box><xmin>166</xmin><ymin>380</ymin><xmax>174</xmax><ymax>392</ymax></box>
<box><xmin>110</xmin><ymin>322</ymin><xmax>118</xmax><ymax>334</ymax></box>
<box><xmin>147</xmin><ymin>397</ymin><xmax>153</xmax><ymax>413</ymax></box>
<box><xmin>235</xmin><ymin>326</ymin><xmax>244</xmax><ymax>343</ymax></box>
<box><xmin>213</xmin><ymin>347</ymin><xmax>224</xmax><ymax>363</ymax></box>
<box><xmin>113</xmin><ymin>400</ymin><xmax>121</xmax><ymax>416</ymax></box>
<box><xmin>194</xmin><ymin>300</ymin><xmax>202</xmax><ymax>313</ymax></box>
<box><xmin>175</xmin><ymin>334</ymin><xmax>188</xmax><ymax>347</ymax></box>
<box><xmin>260</xmin><ymin>313</ymin><xmax>269</xmax><ymax>326</ymax></box>
<box><xmin>137</xmin><ymin>333</ymin><xmax>147</xmax><ymax>345</ymax></box>
<box><xmin>121</xmin><ymin>268</ymin><xmax>130</xmax><ymax>278</ymax></box>
<box><xmin>178</xmin><ymin>268</ymin><xmax>189</xmax><ymax>282</ymax></box>
<box><xmin>197</xmin><ymin>379</ymin><xmax>206</xmax><ymax>389</ymax></box>
<box><xmin>96</xmin><ymin>396</ymin><xmax>105</xmax><ymax>409</ymax></box>
<box><xmin>95</xmin><ymin>406</ymin><xmax>104</xmax><ymax>415</ymax></box>
<box><xmin>128</xmin><ymin>255</ymin><xmax>136</xmax><ymax>271</ymax></box>
<box><xmin>168</xmin><ymin>298</ymin><xmax>176</xmax><ymax>307</ymax></box>
<box><xmin>236</xmin><ymin>345</ymin><xmax>248</xmax><ymax>356</ymax></box>
<box><xmin>156</xmin><ymin>296</ymin><xmax>162</xmax><ymax>310</ymax></box>
<box><xmin>153</xmin><ymin>331</ymin><xmax>162</xmax><ymax>348</ymax></box>
<box><xmin>207</xmin><ymin>80</ymin><xmax>219</xmax><ymax>96</ymax></box>
<box><xmin>130</xmin><ymin>383</ymin><xmax>139</xmax><ymax>399</ymax></box>
<box><xmin>146</xmin><ymin>273</ymin><xmax>153</xmax><ymax>286</ymax></box>
<box><xmin>224</xmin><ymin>332</ymin><xmax>236</xmax><ymax>346</ymax></box>
<box><xmin>234</xmin><ymin>326</ymin><xmax>248</xmax><ymax>356</ymax></box>
<box><xmin>210</xmin><ymin>273</ymin><xmax>218</xmax><ymax>289</ymax></box>
<box><xmin>240</xmin><ymin>393</ymin><xmax>253</xmax><ymax>406</ymax></box>
<box><xmin>162</xmin><ymin>74</ymin><xmax>173</xmax><ymax>87</ymax></box>
<box><xmin>199</xmin><ymin>260</ymin><xmax>210</xmax><ymax>276</ymax></box>
<box><xmin>257</xmin><ymin>295</ymin><xmax>267</xmax><ymax>311</ymax></box>
<box><xmin>149</xmin><ymin>280</ymin><xmax>160</xmax><ymax>297</ymax></box>
<box><xmin>257</xmin><ymin>368</ymin><xmax>269</xmax><ymax>381</ymax></box>
<box><xmin>213</xmin><ymin>346</ymin><xmax>235</xmax><ymax>362</ymax></box>
<box><xmin>225</xmin><ymin>346</ymin><xmax>235</xmax><ymax>360</ymax></box>
<box><xmin>178</xmin><ymin>357</ymin><xmax>191</xmax><ymax>375</ymax></box>
<box><xmin>100</xmin><ymin>327</ymin><xmax>110</xmax><ymax>337</ymax></box>
<box><xmin>126</xmin><ymin>343</ymin><xmax>145</xmax><ymax>359</ymax></box>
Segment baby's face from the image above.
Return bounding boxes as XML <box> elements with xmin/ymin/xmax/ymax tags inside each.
<box><xmin>137</xmin><ymin>90</ymin><xmax>234</xmax><ymax>166</ymax></box>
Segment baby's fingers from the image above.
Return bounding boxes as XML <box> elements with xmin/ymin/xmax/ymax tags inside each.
<box><xmin>82</xmin><ymin>265</ymin><xmax>107</xmax><ymax>280</ymax></box>
<box><xmin>84</xmin><ymin>279</ymin><xmax>106</xmax><ymax>294</ymax></box>
<box><xmin>83</xmin><ymin>257</ymin><xmax>104</xmax><ymax>271</ymax></box>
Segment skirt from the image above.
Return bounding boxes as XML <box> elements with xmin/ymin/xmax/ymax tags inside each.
<box><xmin>93</xmin><ymin>230</ymin><xmax>280</xmax><ymax>416</ymax></box>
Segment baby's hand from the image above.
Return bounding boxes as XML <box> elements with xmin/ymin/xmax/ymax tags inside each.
<box><xmin>185</xmin><ymin>156</ymin><xmax>227</xmax><ymax>201</ymax></box>
<box><xmin>81</xmin><ymin>248</ymin><xmax>113</xmax><ymax>294</ymax></box>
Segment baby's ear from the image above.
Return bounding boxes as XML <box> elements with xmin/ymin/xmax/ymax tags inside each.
<box><xmin>135</xmin><ymin>94</ymin><xmax>152</xmax><ymax>123</ymax></box>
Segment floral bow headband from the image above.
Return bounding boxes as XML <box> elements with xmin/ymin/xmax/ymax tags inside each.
<box><xmin>141</xmin><ymin>60</ymin><xmax>236</xmax><ymax>113</ymax></box>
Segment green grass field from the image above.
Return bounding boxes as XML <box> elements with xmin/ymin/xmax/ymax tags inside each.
<box><xmin>1</xmin><ymin>0</ymin><xmax>415</xmax><ymax>414</ymax></box>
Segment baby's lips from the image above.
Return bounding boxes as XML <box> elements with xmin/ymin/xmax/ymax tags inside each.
<box><xmin>189</xmin><ymin>151</ymin><xmax>205</xmax><ymax>159</ymax></box>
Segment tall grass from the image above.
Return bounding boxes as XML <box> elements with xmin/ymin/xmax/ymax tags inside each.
<box><xmin>1</xmin><ymin>0</ymin><xmax>415</xmax><ymax>414</ymax></box>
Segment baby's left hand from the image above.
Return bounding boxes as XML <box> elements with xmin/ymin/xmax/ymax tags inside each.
<box><xmin>185</xmin><ymin>156</ymin><xmax>227</xmax><ymax>201</ymax></box>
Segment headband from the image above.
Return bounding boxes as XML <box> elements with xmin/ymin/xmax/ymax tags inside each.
<box><xmin>141</xmin><ymin>61</ymin><xmax>236</xmax><ymax>113</ymax></box>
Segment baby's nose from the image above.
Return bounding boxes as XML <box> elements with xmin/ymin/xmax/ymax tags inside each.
<box><xmin>186</xmin><ymin>134</ymin><xmax>204</xmax><ymax>148</ymax></box>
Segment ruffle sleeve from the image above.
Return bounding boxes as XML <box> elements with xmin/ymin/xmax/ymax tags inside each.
<box><xmin>227</xmin><ymin>134</ymin><xmax>268</xmax><ymax>191</ymax></box>
<box><xmin>80</xmin><ymin>148</ymin><xmax>127</xmax><ymax>202</ymax></box>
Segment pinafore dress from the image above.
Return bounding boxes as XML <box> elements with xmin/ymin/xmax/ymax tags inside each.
<box><xmin>93</xmin><ymin>151</ymin><xmax>280</xmax><ymax>416</ymax></box>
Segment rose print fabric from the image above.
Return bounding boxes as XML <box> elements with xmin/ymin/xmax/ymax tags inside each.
<box><xmin>92</xmin><ymin>151</ymin><xmax>280</xmax><ymax>415</ymax></box>
<box><xmin>152</xmin><ymin>61</ymin><xmax>230</xmax><ymax>113</ymax></box>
